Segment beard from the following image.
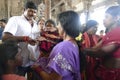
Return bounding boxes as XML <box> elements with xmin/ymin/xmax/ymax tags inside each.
<box><xmin>24</xmin><ymin>11</ymin><xmax>34</xmax><ymax>20</ymax></box>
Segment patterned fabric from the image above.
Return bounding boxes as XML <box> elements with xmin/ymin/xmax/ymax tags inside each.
<box><xmin>53</xmin><ymin>53</ymin><xmax>73</xmax><ymax>72</ymax></box>
<box><xmin>33</xmin><ymin>41</ymin><xmax>81</xmax><ymax>80</ymax></box>
<box><xmin>47</xmin><ymin>41</ymin><xmax>81</xmax><ymax>80</ymax></box>
<box><xmin>39</xmin><ymin>31</ymin><xmax>62</xmax><ymax>56</ymax></box>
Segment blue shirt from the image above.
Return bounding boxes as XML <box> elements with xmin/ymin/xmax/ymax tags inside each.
<box><xmin>0</xmin><ymin>28</ymin><xmax>3</xmax><ymax>39</ymax></box>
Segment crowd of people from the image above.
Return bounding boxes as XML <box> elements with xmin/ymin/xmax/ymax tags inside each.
<box><xmin>0</xmin><ymin>1</ymin><xmax>120</xmax><ymax>80</ymax></box>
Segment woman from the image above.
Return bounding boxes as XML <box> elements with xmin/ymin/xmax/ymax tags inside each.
<box><xmin>81</xmin><ymin>20</ymin><xmax>99</xmax><ymax>80</ymax></box>
<box><xmin>33</xmin><ymin>11</ymin><xmax>81</xmax><ymax>80</ymax></box>
<box><xmin>82</xmin><ymin>20</ymin><xmax>99</xmax><ymax>48</ymax></box>
<box><xmin>84</xmin><ymin>6</ymin><xmax>120</xmax><ymax>80</ymax></box>
<box><xmin>32</xmin><ymin>19</ymin><xmax>62</xmax><ymax>75</ymax></box>
<box><xmin>37</xmin><ymin>19</ymin><xmax>62</xmax><ymax>57</ymax></box>
<box><xmin>0</xmin><ymin>40</ymin><xmax>26</xmax><ymax>80</ymax></box>
<box><xmin>37</xmin><ymin>17</ymin><xmax>45</xmax><ymax>32</ymax></box>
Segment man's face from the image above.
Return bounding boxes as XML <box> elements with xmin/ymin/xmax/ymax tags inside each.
<box><xmin>0</xmin><ymin>21</ymin><xmax>6</xmax><ymax>28</ymax></box>
<box><xmin>24</xmin><ymin>8</ymin><xmax>37</xmax><ymax>20</ymax></box>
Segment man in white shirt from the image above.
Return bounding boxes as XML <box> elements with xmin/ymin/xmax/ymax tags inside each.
<box><xmin>2</xmin><ymin>1</ymin><xmax>40</xmax><ymax>76</ymax></box>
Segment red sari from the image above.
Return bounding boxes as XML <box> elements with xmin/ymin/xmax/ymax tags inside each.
<box><xmin>81</xmin><ymin>32</ymin><xmax>99</xmax><ymax>80</ymax></box>
<box><xmin>39</xmin><ymin>31</ymin><xmax>62</xmax><ymax>57</ymax></box>
<box><xmin>95</xmin><ymin>27</ymin><xmax>120</xmax><ymax>80</ymax></box>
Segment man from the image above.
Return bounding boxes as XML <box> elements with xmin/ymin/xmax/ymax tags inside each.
<box><xmin>2</xmin><ymin>1</ymin><xmax>40</xmax><ymax>76</ymax></box>
<box><xmin>0</xmin><ymin>18</ymin><xmax>7</xmax><ymax>39</ymax></box>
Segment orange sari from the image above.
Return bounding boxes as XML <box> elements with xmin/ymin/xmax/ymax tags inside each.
<box><xmin>81</xmin><ymin>32</ymin><xmax>99</xmax><ymax>80</ymax></box>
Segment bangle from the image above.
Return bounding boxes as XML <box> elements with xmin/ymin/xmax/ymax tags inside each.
<box><xmin>23</xmin><ymin>36</ymin><xmax>29</xmax><ymax>42</ymax></box>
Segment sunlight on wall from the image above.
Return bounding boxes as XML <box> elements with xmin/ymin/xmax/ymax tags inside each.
<box><xmin>80</xmin><ymin>6</ymin><xmax>107</xmax><ymax>35</ymax></box>
<box><xmin>90</xmin><ymin>6</ymin><xmax>106</xmax><ymax>35</ymax></box>
<box><xmin>80</xmin><ymin>13</ymin><xmax>86</xmax><ymax>25</ymax></box>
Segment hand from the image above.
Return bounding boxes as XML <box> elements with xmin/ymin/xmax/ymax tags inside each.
<box><xmin>31</xmin><ymin>64</ymin><xmax>39</xmax><ymax>69</ymax></box>
<box><xmin>36</xmin><ymin>36</ymin><xmax>47</xmax><ymax>41</ymax></box>
<box><xmin>45</xmin><ymin>34</ymin><xmax>59</xmax><ymax>39</ymax></box>
<box><xmin>28</xmin><ymin>38</ymin><xmax>37</xmax><ymax>45</ymax></box>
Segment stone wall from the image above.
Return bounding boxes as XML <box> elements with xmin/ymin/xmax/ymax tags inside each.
<box><xmin>0</xmin><ymin>0</ymin><xmax>8</xmax><ymax>19</ymax></box>
<box><xmin>0</xmin><ymin>0</ymin><xmax>119</xmax><ymax>20</ymax></box>
<box><xmin>0</xmin><ymin>0</ymin><xmax>42</xmax><ymax>19</ymax></box>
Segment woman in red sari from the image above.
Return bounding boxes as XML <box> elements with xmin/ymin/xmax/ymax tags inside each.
<box><xmin>31</xmin><ymin>19</ymin><xmax>62</xmax><ymax>79</ymax></box>
<box><xmin>81</xmin><ymin>20</ymin><xmax>99</xmax><ymax>80</ymax></box>
<box><xmin>38</xmin><ymin>19</ymin><xmax>62</xmax><ymax>57</ymax></box>
<box><xmin>84</xmin><ymin>6</ymin><xmax>120</xmax><ymax>80</ymax></box>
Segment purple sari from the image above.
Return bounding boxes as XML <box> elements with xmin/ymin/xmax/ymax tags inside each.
<box><xmin>47</xmin><ymin>41</ymin><xmax>81</xmax><ymax>80</ymax></box>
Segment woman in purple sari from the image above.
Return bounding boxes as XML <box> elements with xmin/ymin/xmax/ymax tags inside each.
<box><xmin>33</xmin><ymin>11</ymin><xmax>81</xmax><ymax>80</ymax></box>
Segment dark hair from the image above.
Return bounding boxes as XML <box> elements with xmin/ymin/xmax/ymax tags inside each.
<box><xmin>57</xmin><ymin>11</ymin><xmax>85</xmax><ymax>73</ymax></box>
<box><xmin>100</xmin><ymin>30</ymin><xmax>104</xmax><ymax>33</ymax></box>
<box><xmin>84</xmin><ymin>20</ymin><xmax>98</xmax><ymax>32</ymax></box>
<box><xmin>106</xmin><ymin>6</ymin><xmax>120</xmax><ymax>17</ymax></box>
<box><xmin>0</xmin><ymin>40</ymin><xmax>18</xmax><ymax>75</ymax></box>
<box><xmin>57</xmin><ymin>11</ymin><xmax>81</xmax><ymax>38</ymax></box>
<box><xmin>24</xmin><ymin>1</ymin><xmax>38</xmax><ymax>10</ymax></box>
<box><xmin>0</xmin><ymin>18</ymin><xmax>8</xmax><ymax>24</ymax></box>
<box><xmin>45</xmin><ymin>19</ymin><xmax>56</xmax><ymax>27</ymax></box>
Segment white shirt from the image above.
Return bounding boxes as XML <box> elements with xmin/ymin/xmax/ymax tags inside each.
<box><xmin>4</xmin><ymin>15</ymin><xmax>40</xmax><ymax>67</ymax></box>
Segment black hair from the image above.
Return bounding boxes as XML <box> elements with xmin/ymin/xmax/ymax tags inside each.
<box><xmin>24</xmin><ymin>1</ymin><xmax>38</xmax><ymax>10</ymax></box>
<box><xmin>105</xmin><ymin>6</ymin><xmax>120</xmax><ymax>33</ymax></box>
<box><xmin>57</xmin><ymin>11</ymin><xmax>81</xmax><ymax>38</ymax></box>
<box><xmin>45</xmin><ymin>19</ymin><xmax>56</xmax><ymax>27</ymax></box>
<box><xmin>106</xmin><ymin>6</ymin><xmax>120</xmax><ymax>17</ymax></box>
<box><xmin>84</xmin><ymin>20</ymin><xmax>98</xmax><ymax>32</ymax></box>
<box><xmin>100</xmin><ymin>30</ymin><xmax>104</xmax><ymax>33</ymax></box>
<box><xmin>0</xmin><ymin>18</ymin><xmax>8</xmax><ymax>24</ymax></box>
<box><xmin>0</xmin><ymin>40</ymin><xmax>18</xmax><ymax>75</ymax></box>
<box><xmin>57</xmin><ymin>11</ymin><xmax>86</xmax><ymax>73</ymax></box>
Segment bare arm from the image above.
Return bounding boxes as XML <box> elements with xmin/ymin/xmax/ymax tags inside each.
<box><xmin>84</xmin><ymin>41</ymin><xmax>120</xmax><ymax>57</ymax></box>
<box><xmin>2</xmin><ymin>32</ymin><xmax>25</xmax><ymax>42</ymax></box>
<box><xmin>39</xmin><ymin>71</ymin><xmax>62</xmax><ymax>80</ymax></box>
<box><xmin>32</xmin><ymin>64</ymin><xmax>62</xmax><ymax>80</ymax></box>
<box><xmin>2</xmin><ymin>32</ymin><xmax>37</xmax><ymax>45</ymax></box>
